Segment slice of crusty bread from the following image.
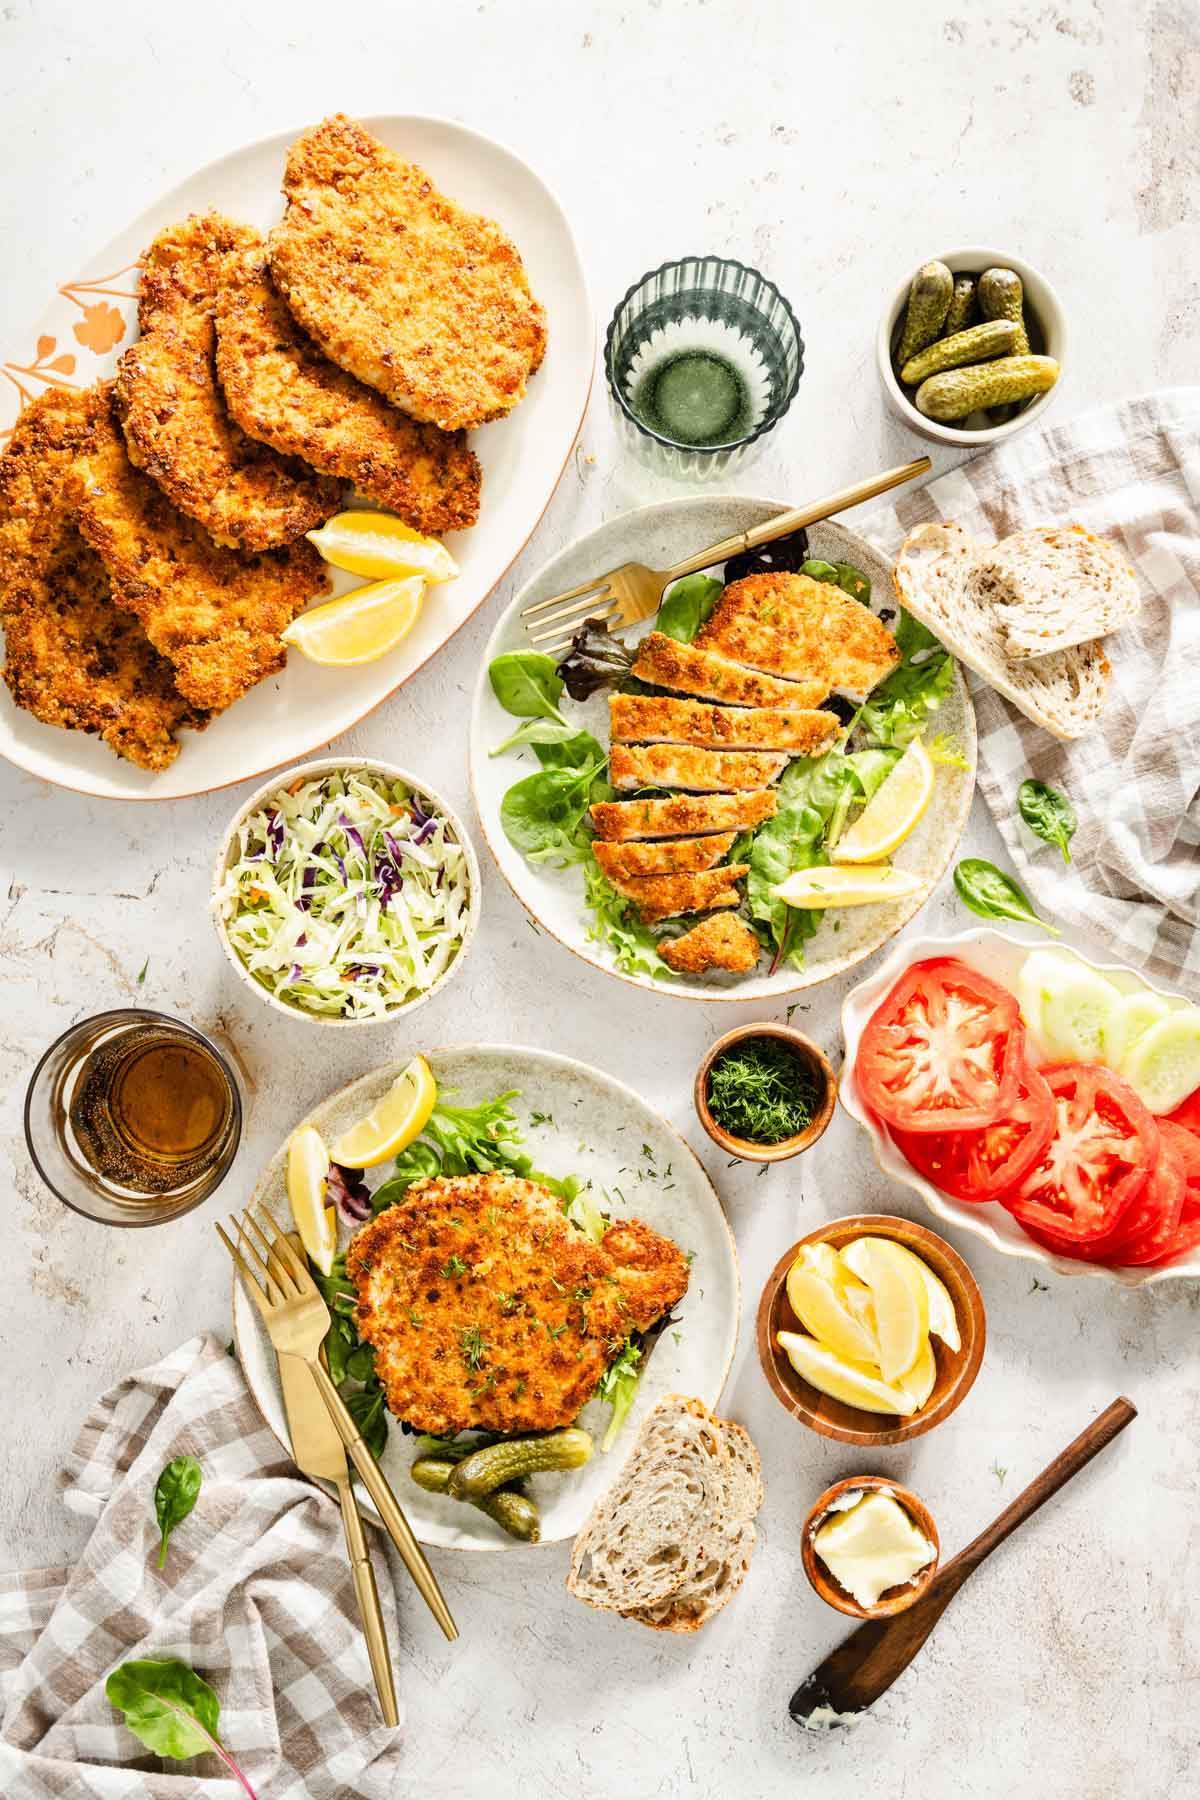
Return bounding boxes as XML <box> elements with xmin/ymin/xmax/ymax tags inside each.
<box><xmin>894</xmin><ymin>521</ymin><xmax>1111</xmax><ymax>741</ymax></box>
<box><xmin>567</xmin><ymin>1398</ymin><xmax>764</xmax><ymax>1634</ymax></box>
<box><xmin>566</xmin><ymin>1396</ymin><xmax>730</xmax><ymax>1613</ymax></box>
<box><xmin>970</xmin><ymin>524</ymin><xmax>1141</xmax><ymax>661</ymax></box>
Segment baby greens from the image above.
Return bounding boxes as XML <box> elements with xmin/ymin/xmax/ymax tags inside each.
<box><xmin>106</xmin><ymin>1659</ymin><xmax>258</xmax><ymax>1799</ymax></box>
<box><xmin>855</xmin><ymin>610</ymin><xmax>954</xmax><ymax>749</ymax></box>
<box><xmin>499</xmin><ymin>759</ymin><xmax>607</xmax><ymax>865</ymax></box>
<box><xmin>655</xmin><ymin>572</ymin><xmax>724</xmax><ymax>643</ymax></box>
<box><xmin>488</xmin><ymin>651</ymin><xmax>569</xmax><ymax>724</ymax></box>
<box><xmin>1017</xmin><ymin>779</ymin><xmax>1077</xmax><ymax>864</ymax></box>
<box><xmin>953</xmin><ymin>858</ymin><xmax>1059</xmax><ymax>936</ymax></box>
<box><xmin>153</xmin><ymin>1455</ymin><xmax>202</xmax><ymax>1570</ymax></box>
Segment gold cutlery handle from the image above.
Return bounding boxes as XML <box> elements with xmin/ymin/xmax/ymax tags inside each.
<box><xmin>662</xmin><ymin>456</ymin><xmax>932</xmax><ymax>582</ymax></box>
<box><xmin>335</xmin><ymin>1474</ymin><xmax>399</xmax><ymax>1727</ymax></box>
<box><xmin>308</xmin><ymin>1356</ymin><xmax>459</xmax><ymax>1641</ymax></box>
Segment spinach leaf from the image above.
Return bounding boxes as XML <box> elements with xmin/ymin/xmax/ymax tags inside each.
<box><xmin>656</xmin><ymin>573</ymin><xmax>724</xmax><ymax>643</ymax></box>
<box><xmin>499</xmin><ymin>760</ymin><xmax>604</xmax><ymax>865</ymax></box>
<box><xmin>489</xmin><ymin>716</ymin><xmax>580</xmax><ymax>758</ymax></box>
<box><xmin>106</xmin><ymin>1659</ymin><xmax>259</xmax><ymax>1797</ymax></box>
<box><xmin>533</xmin><ymin>729</ymin><xmax>607</xmax><ymax>770</ymax></box>
<box><xmin>1017</xmin><ymin>779</ymin><xmax>1078</xmax><ymax>864</ymax></box>
<box><xmin>953</xmin><ymin>858</ymin><xmax>1059</xmax><ymax>935</ymax></box>
<box><xmin>488</xmin><ymin>652</ymin><xmax>569</xmax><ymax>724</ymax></box>
<box><xmin>745</xmin><ymin>803</ymin><xmax>826</xmax><ymax>970</ymax></box>
<box><xmin>372</xmin><ymin>1139</ymin><xmax>443</xmax><ymax>1213</ymax></box>
<box><xmin>346</xmin><ymin>1386</ymin><xmax>388</xmax><ymax>1462</ymax></box>
<box><xmin>800</xmin><ymin>559</ymin><xmax>840</xmax><ymax>583</ymax></box>
<box><xmin>833</xmin><ymin>562</ymin><xmax>871</xmax><ymax>602</ymax></box>
<box><xmin>153</xmin><ymin>1455</ymin><xmax>202</xmax><ymax>1571</ymax></box>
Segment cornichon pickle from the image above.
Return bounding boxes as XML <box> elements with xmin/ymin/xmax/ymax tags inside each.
<box><xmin>894</xmin><ymin>261</ymin><xmax>954</xmax><ymax>369</ymax></box>
<box><xmin>448</xmin><ymin>1427</ymin><xmax>594</xmax><ymax>1499</ymax></box>
<box><xmin>915</xmin><ymin>355</ymin><xmax>1060</xmax><ymax>422</ymax></box>
<box><xmin>977</xmin><ymin>268</ymin><xmax>1031</xmax><ymax>356</ymax></box>
<box><xmin>943</xmin><ymin>274</ymin><xmax>978</xmax><ymax>337</ymax></box>
<box><xmin>901</xmin><ymin>319</ymin><xmax>1019</xmax><ymax>384</ymax></box>
<box><xmin>410</xmin><ymin>1456</ymin><xmax>541</xmax><ymax>1542</ymax></box>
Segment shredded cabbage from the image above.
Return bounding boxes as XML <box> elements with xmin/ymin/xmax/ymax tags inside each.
<box><xmin>216</xmin><ymin>769</ymin><xmax>471</xmax><ymax>1020</ymax></box>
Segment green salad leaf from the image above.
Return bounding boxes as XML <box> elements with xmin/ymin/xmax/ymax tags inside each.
<box><xmin>656</xmin><ymin>573</ymin><xmax>724</xmax><ymax>643</ymax></box>
<box><xmin>856</xmin><ymin>610</ymin><xmax>954</xmax><ymax>749</ymax></box>
<box><xmin>488</xmin><ymin>651</ymin><xmax>569</xmax><ymax>724</ymax></box>
<box><xmin>583</xmin><ymin>861</ymin><xmax>674</xmax><ymax>978</ymax></box>
<box><xmin>499</xmin><ymin>760</ymin><xmax>606</xmax><ymax>865</ymax></box>
<box><xmin>106</xmin><ymin>1659</ymin><xmax>258</xmax><ymax>1798</ymax></box>
<box><xmin>596</xmin><ymin>1340</ymin><xmax>642</xmax><ymax>1451</ymax></box>
<box><xmin>953</xmin><ymin>858</ymin><xmax>1059</xmax><ymax>936</ymax></box>
<box><xmin>1017</xmin><ymin>778</ymin><xmax>1077</xmax><ymax>863</ymax></box>
<box><xmin>153</xmin><ymin>1455</ymin><xmax>202</xmax><ymax>1571</ymax></box>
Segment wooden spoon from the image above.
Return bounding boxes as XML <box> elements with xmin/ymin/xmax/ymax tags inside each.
<box><xmin>789</xmin><ymin>1396</ymin><xmax>1137</xmax><ymax>1729</ymax></box>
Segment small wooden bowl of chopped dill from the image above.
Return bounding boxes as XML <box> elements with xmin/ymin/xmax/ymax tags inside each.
<box><xmin>695</xmin><ymin>1024</ymin><xmax>836</xmax><ymax>1164</ymax></box>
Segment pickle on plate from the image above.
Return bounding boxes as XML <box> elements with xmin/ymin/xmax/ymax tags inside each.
<box><xmin>448</xmin><ymin>1427</ymin><xmax>594</xmax><ymax>1499</ymax></box>
<box><xmin>915</xmin><ymin>354</ymin><xmax>1060</xmax><ymax>421</ymax></box>
<box><xmin>943</xmin><ymin>274</ymin><xmax>978</xmax><ymax>338</ymax></box>
<box><xmin>894</xmin><ymin>261</ymin><xmax>954</xmax><ymax>370</ymax></box>
<box><xmin>977</xmin><ymin>267</ymin><xmax>1031</xmax><ymax>355</ymax></box>
<box><xmin>901</xmin><ymin>319</ymin><xmax>1019</xmax><ymax>385</ymax></box>
<box><xmin>410</xmin><ymin>1455</ymin><xmax>542</xmax><ymax>1542</ymax></box>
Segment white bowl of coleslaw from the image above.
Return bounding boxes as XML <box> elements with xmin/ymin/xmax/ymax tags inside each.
<box><xmin>211</xmin><ymin>758</ymin><xmax>481</xmax><ymax>1028</ymax></box>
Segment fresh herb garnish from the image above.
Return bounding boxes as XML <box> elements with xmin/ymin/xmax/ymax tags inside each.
<box><xmin>953</xmin><ymin>858</ymin><xmax>1058</xmax><ymax>936</ymax></box>
<box><xmin>106</xmin><ymin>1659</ymin><xmax>259</xmax><ymax>1798</ymax></box>
<box><xmin>459</xmin><ymin>1324</ymin><xmax>489</xmax><ymax>1370</ymax></box>
<box><xmin>1017</xmin><ymin>778</ymin><xmax>1078</xmax><ymax>864</ymax></box>
<box><xmin>706</xmin><ymin>1036</ymin><xmax>821</xmax><ymax>1144</ymax></box>
<box><xmin>441</xmin><ymin>1253</ymin><xmax>467</xmax><ymax>1278</ymax></box>
<box><xmin>153</xmin><ymin>1455</ymin><xmax>202</xmax><ymax>1571</ymax></box>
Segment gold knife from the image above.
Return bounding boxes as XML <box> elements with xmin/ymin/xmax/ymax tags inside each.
<box><xmin>276</xmin><ymin>1326</ymin><xmax>399</xmax><ymax>1726</ymax></box>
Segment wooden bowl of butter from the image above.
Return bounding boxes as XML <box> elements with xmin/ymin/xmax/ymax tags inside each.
<box><xmin>802</xmin><ymin>1475</ymin><xmax>940</xmax><ymax>1618</ymax></box>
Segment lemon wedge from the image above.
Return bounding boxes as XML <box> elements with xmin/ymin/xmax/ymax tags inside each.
<box><xmin>786</xmin><ymin>1248</ymin><xmax>880</xmax><ymax>1365</ymax></box>
<box><xmin>832</xmin><ymin>737</ymin><xmax>935</xmax><ymax>864</ymax></box>
<box><xmin>832</xmin><ymin>1236</ymin><xmax>928</xmax><ymax>1382</ymax></box>
<box><xmin>895</xmin><ymin>1336</ymin><xmax>937</xmax><ymax>1410</ymax></box>
<box><xmin>328</xmin><ymin>1055</ymin><xmax>437</xmax><ymax>1169</ymax></box>
<box><xmin>306</xmin><ymin>511</ymin><xmax>459</xmax><ymax>583</ymax></box>
<box><xmin>282</xmin><ymin>575</ymin><xmax>426</xmax><ymax>666</ymax></box>
<box><xmin>777</xmin><ymin>1331</ymin><xmax>918</xmax><ymax>1416</ymax></box>
<box><xmin>286</xmin><ymin>1124</ymin><xmax>335</xmax><ymax>1275</ymax></box>
<box><xmin>772</xmin><ymin>865</ymin><xmax>927</xmax><ymax>909</ymax></box>
<box><xmin>840</xmin><ymin>1236</ymin><xmax>960</xmax><ymax>1353</ymax></box>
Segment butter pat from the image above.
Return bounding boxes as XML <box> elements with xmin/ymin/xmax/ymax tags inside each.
<box><xmin>812</xmin><ymin>1490</ymin><xmax>935</xmax><ymax>1609</ymax></box>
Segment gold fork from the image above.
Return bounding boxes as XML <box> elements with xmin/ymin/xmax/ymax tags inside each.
<box><xmin>217</xmin><ymin>1204</ymin><xmax>458</xmax><ymax>1642</ymax></box>
<box><xmin>521</xmin><ymin>456</ymin><xmax>931</xmax><ymax>659</ymax></box>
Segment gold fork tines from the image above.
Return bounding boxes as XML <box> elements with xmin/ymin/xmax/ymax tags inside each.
<box><xmin>518</xmin><ymin>457</ymin><xmax>932</xmax><ymax>659</ymax></box>
<box><xmin>218</xmin><ymin>1204</ymin><xmax>459</xmax><ymax>1641</ymax></box>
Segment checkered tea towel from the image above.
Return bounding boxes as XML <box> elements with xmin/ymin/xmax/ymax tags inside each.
<box><xmin>0</xmin><ymin>1333</ymin><xmax>404</xmax><ymax>1799</ymax></box>
<box><xmin>864</xmin><ymin>387</ymin><xmax>1200</xmax><ymax>996</ymax></box>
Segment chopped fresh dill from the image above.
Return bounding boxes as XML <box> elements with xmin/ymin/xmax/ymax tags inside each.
<box><xmin>706</xmin><ymin>1035</ymin><xmax>821</xmax><ymax>1145</ymax></box>
<box><xmin>459</xmin><ymin>1324</ymin><xmax>489</xmax><ymax>1370</ymax></box>
<box><xmin>441</xmin><ymin>1253</ymin><xmax>467</xmax><ymax>1278</ymax></box>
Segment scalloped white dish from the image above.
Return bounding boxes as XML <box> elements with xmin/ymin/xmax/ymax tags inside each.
<box><xmin>839</xmin><ymin>927</ymin><xmax>1200</xmax><ymax>1288</ymax></box>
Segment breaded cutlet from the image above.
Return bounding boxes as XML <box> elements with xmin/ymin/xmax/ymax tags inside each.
<box><xmin>269</xmin><ymin>116</ymin><xmax>546</xmax><ymax>432</ymax></box>
<box><xmin>610</xmin><ymin>694</ymin><xmax>839</xmax><ymax>754</ymax></box>
<box><xmin>68</xmin><ymin>387</ymin><xmax>330</xmax><ymax>715</ymax></box>
<box><xmin>631</xmin><ymin>632</ymin><xmax>828</xmax><ymax>709</ymax></box>
<box><xmin>604</xmin><ymin>864</ymin><xmax>749</xmax><ymax>926</ymax></box>
<box><xmin>589</xmin><ymin>790</ymin><xmax>777</xmax><ymax>841</ymax></box>
<box><xmin>0</xmin><ymin>389</ymin><xmax>202</xmax><ymax>770</ymax></box>
<box><xmin>696</xmin><ymin>572</ymin><xmax>901</xmax><ymax>700</ymax></box>
<box><xmin>115</xmin><ymin>213</ymin><xmax>340</xmax><ymax>550</ymax></box>
<box><xmin>591</xmin><ymin>832</ymin><xmax>737</xmax><ymax>881</ymax></box>
<box><xmin>609</xmin><ymin>744</ymin><xmax>788</xmax><ymax>793</ymax></box>
<box><xmin>659</xmin><ymin>914</ymin><xmax>762</xmax><ymax>975</ymax></box>
<box><xmin>347</xmin><ymin>1173</ymin><xmax>688</xmax><ymax>1438</ymax></box>
<box><xmin>215</xmin><ymin>238</ymin><xmax>482</xmax><ymax>534</ymax></box>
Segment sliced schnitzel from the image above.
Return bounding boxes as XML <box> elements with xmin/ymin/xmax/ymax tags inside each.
<box><xmin>115</xmin><ymin>214</ymin><xmax>340</xmax><ymax>550</ymax></box>
<box><xmin>631</xmin><ymin>632</ymin><xmax>828</xmax><ymax>709</ymax></box>
<box><xmin>696</xmin><ymin>572</ymin><xmax>900</xmax><ymax>700</ymax></box>
<box><xmin>609</xmin><ymin>744</ymin><xmax>788</xmax><ymax>793</ymax></box>
<box><xmin>269</xmin><ymin>116</ymin><xmax>546</xmax><ymax>432</ymax></box>
<box><xmin>589</xmin><ymin>791</ymin><xmax>777</xmax><ymax>841</ymax></box>
<box><xmin>68</xmin><ymin>387</ymin><xmax>330</xmax><ymax>714</ymax></box>
<box><xmin>215</xmin><ymin>239</ymin><xmax>482</xmax><ymax>533</ymax></box>
<box><xmin>603</xmin><ymin>864</ymin><xmax>748</xmax><ymax>926</ymax></box>
<box><xmin>659</xmin><ymin>915</ymin><xmax>762</xmax><ymax>975</ymax></box>
<box><xmin>0</xmin><ymin>389</ymin><xmax>201</xmax><ymax>770</ymax></box>
<box><xmin>591</xmin><ymin>833</ymin><xmax>736</xmax><ymax>880</ymax></box>
<box><xmin>347</xmin><ymin>1173</ymin><xmax>688</xmax><ymax>1438</ymax></box>
<box><xmin>610</xmin><ymin>694</ymin><xmax>839</xmax><ymax>754</ymax></box>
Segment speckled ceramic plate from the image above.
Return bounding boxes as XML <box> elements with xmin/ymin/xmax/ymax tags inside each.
<box><xmin>469</xmin><ymin>496</ymin><xmax>976</xmax><ymax>1000</ymax></box>
<box><xmin>0</xmin><ymin>115</ymin><xmax>593</xmax><ymax>801</ymax></box>
<box><xmin>233</xmin><ymin>1044</ymin><xmax>740</xmax><ymax>1550</ymax></box>
<box><xmin>840</xmin><ymin>928</ymin><xmax>1200</xmax><ymax>1288</ymax></box>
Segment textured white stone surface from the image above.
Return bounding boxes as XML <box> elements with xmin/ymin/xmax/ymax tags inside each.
<box><xmin>1</xmin><ymin>2</ymin><xmax>1197</xmax><ymax>1795</ymax></box>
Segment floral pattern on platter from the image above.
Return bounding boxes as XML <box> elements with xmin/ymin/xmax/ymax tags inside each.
<box><xmin>0</xmin><ymin>261</ymin><xmax>140</xmax><ymax>445</ymax></box>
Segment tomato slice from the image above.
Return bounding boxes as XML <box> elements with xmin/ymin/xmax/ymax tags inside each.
<box><xmin>1165</xmin><ymin>1086</ymin><xmax>1200</xmax><ymax>1141</ymax></box>
<box><xmin>1128</xmin><ymin>1121</ymin><xmax>1200</xmax><ymax>1267</ymax></box>
<box><xmin>1003</xmin><ymin>1062</ymin><xmax>1158</xmax><ymax>1248</ymax></box>
<box><xmin>891</xmin><ymin>1065</ymin><xmax>1055</xmax><ymax>1204</ymax></box>
<box><xmin>1091</xmin><ymin>1138</ymin><xmax>1185</xmax><ymax>1265</ymax></box>
<box><xmin>856</xmin><ymin>957</ymin><xmax>1025</xmax><ymax>1134</ymax></box>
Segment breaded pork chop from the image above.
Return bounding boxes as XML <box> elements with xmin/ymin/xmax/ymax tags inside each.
<box><xmin>115</xmin><ymin>214</ymin><xmax>340</xmax><ymax>550</ymax></box>
<box><xmin>697</xmin><ymin>573</ymin><xmax>901</xmax><ymax>700</ymax></box>
<box><xmin>590</xmin><ymin>790</ymin><xmax>776</xmax><ymax>842</ymax></box>
<box><xmin>347</xmin><ymin>1173</ymin><xmax>689</xmax><ymax>1438</ymax></box>
<box><xmin>68</xmin><ymin>388</ymin><xmax>330</xmax><ymax>714</ymax></box>
<box><xmin>269</xmin><ymin>116</ymin><xmax>546</xmax><ymax>432</ymax></box>
<box><xmin>0</xmin><ymin>389</ymin><xmax>201</xmax><ymax>770</ymax></box>
<box><xmin>610</xmin><ymin>694</ymin><xmax>839</xmax><ymax>755</ymax></box>
<box><xmin>591</xmin><ymin>832</ymin><xmax>736</xmax><ymax>881</ymax></box>
<box><xmin>659</xmin><ymin>914</ymin><xmax>761</xmax><ymax>975</ymax></box>
<box><xmin>215</xmin><ymin>240</ymin><xmax>482</xmax><ymax>534</ymax></box>
<box><xmin>631</xmin><ymin>632</ymin><xmax>828</xmax><ymax>710</ymax></box>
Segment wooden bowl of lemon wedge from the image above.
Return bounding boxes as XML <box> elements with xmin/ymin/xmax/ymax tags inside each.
<box><xmin>756</xmin><ymin>1213</ymin><xmax>985</xmax><ymax>1446</ymax></box>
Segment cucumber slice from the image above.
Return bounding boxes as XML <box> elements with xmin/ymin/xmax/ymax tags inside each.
<box><xmin>1121</xmin><ymin>1010</ymin><xmax>1200</xmax><ymax>1114</ymax></box>
<box><xmin>1036</xmin><ymin>961</ymin><xmax>1128</xmax><ymax>1067</ymax></box>
<box><xmin>1118</xmin><ymin>991</ymin><xmax>1172</xmax><ymax>1054</ymax></box>
<box><xmin>1015</xmin><ymin>948</ymin><xmax>1070</xmax><ymax>1042</ymax></box>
